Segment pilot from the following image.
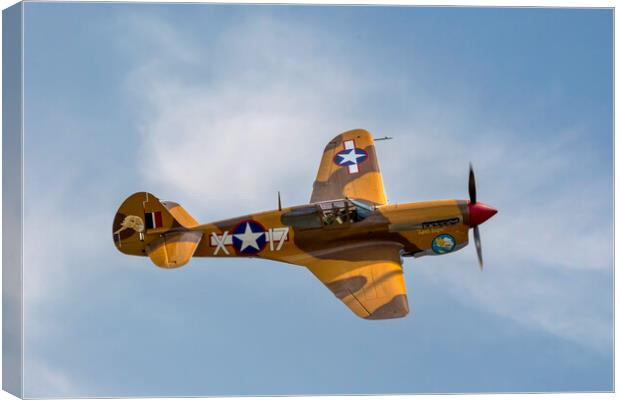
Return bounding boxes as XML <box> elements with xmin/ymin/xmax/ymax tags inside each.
<box><xmin>323</xmin><ymin>211</ymin><xmax>335</xmax><ymax>225</ymax></box>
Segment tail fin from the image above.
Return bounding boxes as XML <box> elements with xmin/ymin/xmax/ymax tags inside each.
<box><xmin>112</xmin><ymin>192</ymin><xmax>202</xmax><ymax>269</ymax></box>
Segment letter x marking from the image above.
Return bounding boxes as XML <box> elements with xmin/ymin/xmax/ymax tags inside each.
<box><xmin>211</xmin><ymin>231</ymin><xmax>230</xmax><ymax>255</ymax></box>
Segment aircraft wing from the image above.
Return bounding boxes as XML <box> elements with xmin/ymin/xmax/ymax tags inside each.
<box><xmin>311</xmin><ymin>129</ymin><xmax>387</xmax><ymax>206</ymax></box>
<box><xmin>305</xmin><ymin>242</ymin><xmax>409</xmax><ymax>319</ymax></box>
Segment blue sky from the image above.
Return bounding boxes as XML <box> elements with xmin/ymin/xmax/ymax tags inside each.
<box><xmin>20</xmin><ymin>3</ymin><xmax>612</xmax><ymax>397</ymax></box>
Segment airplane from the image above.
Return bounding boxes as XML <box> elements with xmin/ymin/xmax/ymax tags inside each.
<box><xmin>113</xmin><ymin>129</ymin><xmax>497</xmax><ymax>320</ymax></box>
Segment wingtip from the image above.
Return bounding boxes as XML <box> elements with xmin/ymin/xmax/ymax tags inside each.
<box><xmin>364</xmin><ymin>294</ymin><xmax>410</xmax><ymax>320</ymax></box>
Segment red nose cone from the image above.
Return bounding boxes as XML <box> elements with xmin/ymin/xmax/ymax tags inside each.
<box><xmin>468</xmin><ymin>202</ymin><xmax>497</xmax><ymax>226</ymax></box>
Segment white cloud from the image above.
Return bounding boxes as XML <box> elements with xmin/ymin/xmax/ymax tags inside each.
<box><xmin>414</xmin><ymin>248</ymin><xmax>612</xmax><ymax>353</ymax></box>
<box><xmin>24</xmin><ymin>359</ymin><xmax>77</xmax><ymax>398</ymax></box>
<box><xmin>383</xmin><ymin>126</ymin><xmax>612</xmax><ymax>350</ymax></box>
<box><xmin>22</xmin><ymin>175</ymin><xmax>111</xmax><ymax>309</ymax></box>
<box><xmin>122</xmin><ymin>14</ymin><xmax>392</xmax><ymax>218</ymax></box>
<box><xmin>380</xmin><ymin>124</ymin><xmax>611</xmax><ymax>271</ymax></box>
<box><xmin>124</xmin><ymin>13</ymin><xmax>611</xmax><ymax>353</ymax></box>
<box><xmin>17</xmin><ymin>9</ymin><xmax>611</xmax><ymax>397</ymax></box>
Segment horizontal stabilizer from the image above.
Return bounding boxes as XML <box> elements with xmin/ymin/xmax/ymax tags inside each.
<box><xmin>146</xmin><ymin>231</ymin><xmax>203</xmax><ymax>268</ymax></box>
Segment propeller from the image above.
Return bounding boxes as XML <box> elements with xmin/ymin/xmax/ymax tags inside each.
<box><xmin>467</xmin><ymin>163</ymin><xmax>496</xmax><ymax>271</ymax></box>
<box><xmin>468</xmin><ymin>163</ymin><xmax>477</xmax><ymax>204</ymax></box>
<box><xmin>473</xmin><ymin>225</ymin><xmax>483</xmax><ymax>270</ymax></box>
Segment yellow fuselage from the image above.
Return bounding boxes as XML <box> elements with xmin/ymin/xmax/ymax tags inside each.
<box><xmin>191</xmin><ymin>199</ymin><xmax>470</xmax><ymax>267</ymax></box>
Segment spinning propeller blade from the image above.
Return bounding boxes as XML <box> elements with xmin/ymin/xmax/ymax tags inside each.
<box><xmin>469</xmin><ymin>163</ymin><xmax>477</xmax><ymax>204</ymax></box>
<box><xmin>467</xmin><ymin>163</ymin><xmax>496</xmax><ymax>271</ymax></box>
<box><xmin>474</xmin><ymin>225</ymin><xmax>483</xmax><ymax>270</ymax></box>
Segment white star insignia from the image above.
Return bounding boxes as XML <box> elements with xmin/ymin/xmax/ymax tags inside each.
<box><xmin>234</xmin><ymin>222</ymin><xmax>264</xmax><ymax>251</ymax></box>
<box><xmin>337</xmin><ymin>149</ymin><xmax>365</xmax><ymax>165</ymax></box>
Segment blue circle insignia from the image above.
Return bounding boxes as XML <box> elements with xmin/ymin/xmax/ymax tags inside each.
<box><xmin>333</xmin><ymin>148</ymin><xmax>369</xmax><ymax>167</ymax></box>
<box><xmin>231</xmin><ymin>220</ymin><xmax>267</xmax><ymax>254</ymax></box>
<box><xmin>431</xmin><ymin>233</ymin><xmax>456</xmax><ymax>254</ymax></box>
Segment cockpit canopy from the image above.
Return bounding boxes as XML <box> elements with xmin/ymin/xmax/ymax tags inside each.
<box><xmin>282</xmin><ymin>198</ymin><xmax>375</xmax><ymax>229</ymax></box>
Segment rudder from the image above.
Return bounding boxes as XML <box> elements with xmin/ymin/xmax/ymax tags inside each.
<box><xmin>112</xmin><ymin>192</ymin><xmax>202</xmax><ymax>268</ymax></box>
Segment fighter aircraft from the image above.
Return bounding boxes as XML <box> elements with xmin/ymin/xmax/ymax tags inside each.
<box><xmin>113</xmin><ymin>129</ymin><xmax>497</xmax><ymax>319</ymax></box>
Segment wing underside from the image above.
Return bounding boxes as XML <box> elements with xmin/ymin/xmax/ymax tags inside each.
<box><xmin>305</xmin><ymin>242</ymin><xmax>409</xmax><ymax>319</ymax></box>
<box><xmin>311</xmin><ymin>129</ymin><xmax>387</xmax><ymax>206</ymax></box>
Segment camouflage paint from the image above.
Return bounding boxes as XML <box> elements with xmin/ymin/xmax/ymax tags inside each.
<box><xmin>113</xmin><ymin>129</ymin><xmax>489</xmax><ymax>319</ymax></box>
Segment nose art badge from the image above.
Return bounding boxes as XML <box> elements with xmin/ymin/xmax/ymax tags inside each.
<box><xmin>432</xmin><ymin>234</ymin><xmax>456</xmax><ymax>254</ymax></box>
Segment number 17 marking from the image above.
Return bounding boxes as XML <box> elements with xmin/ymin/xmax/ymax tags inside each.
<box><xmin>268</xmin><ymin>227</ymin><xmax>289</xmax><ymax>251</ymax></box>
